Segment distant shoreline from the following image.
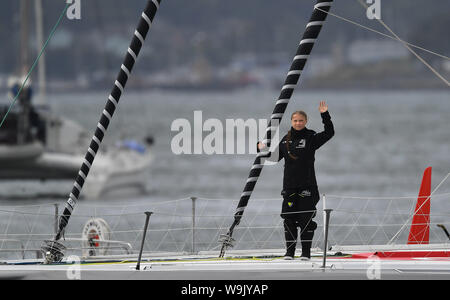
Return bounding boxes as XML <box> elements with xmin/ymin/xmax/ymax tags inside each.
<box><xmin>0</xmin><ymin>82</ymin><xmax>447</xmax><ymax>96</ymax></box>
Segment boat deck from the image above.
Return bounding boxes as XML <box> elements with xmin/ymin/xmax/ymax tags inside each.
<box><xmin>1</xmin><ymin>249</ymin><xmax>449</xmax><ymax>280</ymax></box>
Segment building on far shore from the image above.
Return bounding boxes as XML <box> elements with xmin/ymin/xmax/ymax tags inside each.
<box><xmin>347</xmin><ymin>39</ymin><xmax>410</xmax><ymax>65</ymax></box>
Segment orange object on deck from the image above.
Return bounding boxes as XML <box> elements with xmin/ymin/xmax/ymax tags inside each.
<box><xmin>408</xmin><ymin>167</ymin><xmax>432</xmax><ymax>244</ymax></box>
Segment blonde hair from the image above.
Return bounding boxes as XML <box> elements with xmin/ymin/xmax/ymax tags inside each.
<box><xmin>291</xmin><ymin>110</ymin><xmax>308</xmax><ymax>121</ymax></box>
<box><xmin>286</xmin><ymin>110</ymin><xmax>307</xmax><ymax>160</ymax></box>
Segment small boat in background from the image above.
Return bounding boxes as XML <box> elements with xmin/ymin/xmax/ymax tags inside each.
<box><xmin>0</xmin><ymin>78</ymin><xmax>154</xmax><ymax>199</ymax></box>
<box><xmin>0</xmin><ymin>0</ymin><xmax>154</xmax><ymax>199</ymax></box>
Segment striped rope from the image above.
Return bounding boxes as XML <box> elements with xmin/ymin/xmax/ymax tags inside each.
<box><xmin>55</xmin><ymin>0</ymin><xmax>162</xmax><ymax>241</ymax></box>
<box><xmin>220</xmin><ymin>0</ymin><xmax>334</xmax><ymax>257</ymax></box>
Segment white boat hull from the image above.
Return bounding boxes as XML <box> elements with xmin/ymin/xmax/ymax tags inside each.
<box><xmin>0</xmin><ymin>248</ymin><xmax>448</xmax><ymax>280</ymax></box>
<box><xmin>0</xmin><ymin>147</ymin><xmax>153</xmax><ymax>199</ymax></box>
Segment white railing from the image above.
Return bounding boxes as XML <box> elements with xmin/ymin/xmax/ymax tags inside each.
<box><xmin>0</xmin><ymin>192</ymin><xmax>449</xmax><ymax>261</ymax></box>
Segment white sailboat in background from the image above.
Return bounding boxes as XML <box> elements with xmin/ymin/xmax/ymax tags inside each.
<box><xmin>0</xmin><ymin>0</ymin><xmax>154</xmax><ymax>199</ymax></box>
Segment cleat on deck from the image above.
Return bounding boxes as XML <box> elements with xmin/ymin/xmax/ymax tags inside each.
<box><xmin>41</xmin><ymin>240</ymin><xmax>66</xmax><ymax>264</ymax></box>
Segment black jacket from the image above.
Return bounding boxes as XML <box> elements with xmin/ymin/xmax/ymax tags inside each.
<box><xmin>259</xmin><ymin>111</ymin><xmax>334</xmax><ymax>194</ymax></box>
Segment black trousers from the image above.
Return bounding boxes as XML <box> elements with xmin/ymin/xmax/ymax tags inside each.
<box><xmin>281</xmin><ymin>190</ymin><xmax>318</xmax><ymax>257</ymax></box>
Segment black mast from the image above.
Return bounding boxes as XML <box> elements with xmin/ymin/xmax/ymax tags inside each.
<box><xmin>219</xmin><ymin>0</ymin><xmax>334</xmax><ymax>258</ymax></box>
<box><xmin>42</xmin><ymin>0</ymin><xmax>163</xmax><ymax>264</ymax></box>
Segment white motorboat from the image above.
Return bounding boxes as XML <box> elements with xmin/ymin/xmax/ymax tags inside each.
<box><xmin>0</xmin><ymin>100</ymin><xmax>154</xmax><ymax>199</ymax></box>
<box><xmin>0</xmin><ymin>0</ymin><xmax>154</xmax><ymax>199</ymax></box>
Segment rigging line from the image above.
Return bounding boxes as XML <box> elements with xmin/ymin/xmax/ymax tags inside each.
<box><xmin>388</xmin><ymin>172</ymin><xmax>450</xmax><ymax>245</ymax></box>
<box><xmin>0</xmin><ymin>3</ymin><xmax>70</xmax><ymax>129</ymax></box>
<box><xmin>355</xmin><ymin>0</ymin><xmax>449</xmax><ymax>87</ymax></box>
<box><xmin>314</xmin><ymin>7</ymin><xmax>450</xmax><ymax>61</ymax></box>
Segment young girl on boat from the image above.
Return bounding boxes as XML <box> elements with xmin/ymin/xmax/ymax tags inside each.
<box><xmin>258</xmin><ymin>101</ymin><xmax>334</xmax><ymax>260</ymax></box>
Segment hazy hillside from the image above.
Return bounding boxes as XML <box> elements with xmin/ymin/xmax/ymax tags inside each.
<box><xmin>0</xmin><ymin>0</ymin><xmax>448</xmax><ymax>87</ymax></box>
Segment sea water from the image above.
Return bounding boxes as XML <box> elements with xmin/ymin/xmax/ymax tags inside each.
<box><xmin>0</xmin><ymin>88</ymin><xmax>449</xmax><ymax>257</ymax></box>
